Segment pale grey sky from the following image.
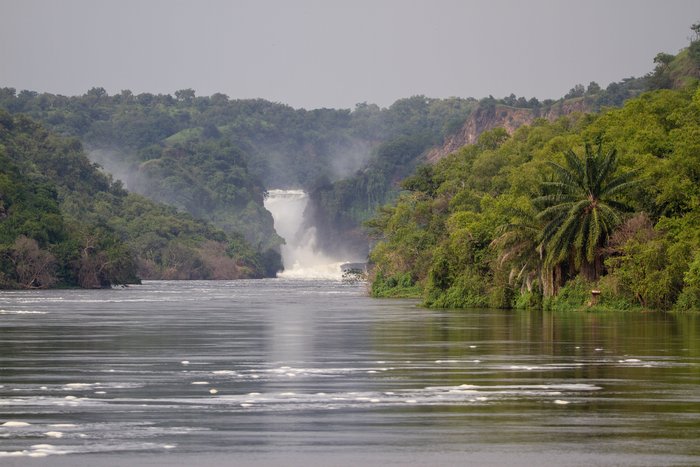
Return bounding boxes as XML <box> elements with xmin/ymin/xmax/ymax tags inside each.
<box><xmin>1</xmin><ymin>0</ymin><xmax>698</xmax><ymax>109</ymax></box>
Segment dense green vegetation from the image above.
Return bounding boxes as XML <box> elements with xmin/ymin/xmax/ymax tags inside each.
<box><xmin>0</xmin><ymin>89</ymin><xmax>284</xmax><ymax>258</ymax></box>
<box><xmin>306</xmin><ymin>37</ymin><xmax>700</xmax><ymax>256</ymax></box>
<box><xmin>3</xmin><ymin>23</ymin><xmax>698</xmax><ymax>289</ymax></box>
<box><xmin>0</xmin><ymin>87</ymin><xmax>478</xmax><ymax>260</ymax></box>
<box><xmin>0</xmin><ymin>110</ymin><xmax>275</xmax><ymax>288</ymax></box>
<box><xmin>0</xmin><ymin>30</ymin><xmax>684</xmax><ymax>265</ymax></box>
<box><xmin>367</xmin><ymin>26</ymin><xmax>700</xmax><ymax>311</ymax></box>
<box><xmin>307</xmin><ymin>96</ymin><xmax>478</xmax><ymax>255</ymax></box>
<box><xmin>367</xmin><ymin>77</ymin><xmax>700</xmax><ymax>310</ymax></box>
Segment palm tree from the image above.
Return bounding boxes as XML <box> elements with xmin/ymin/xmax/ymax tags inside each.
<box><xmin>491</xmin><ymin>204</ymin><xmax>543</xmax><ymax>294</ymax></box>
<box><xmin>534</xmin><ymin>142</ymin><xmax>639</xmax><ymax>282</ymax></box>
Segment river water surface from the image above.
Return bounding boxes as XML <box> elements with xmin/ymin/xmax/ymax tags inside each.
<box><xmin>1</xmin><ymin>280</ymin><xmax>699</xmax><ymax>466</ymax></box>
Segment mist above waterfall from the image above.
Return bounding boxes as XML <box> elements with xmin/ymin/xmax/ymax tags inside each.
<box><xmin>264</xmin><ymin>189</ymin><xmax>348</xmax><ymax>279</ymax></box>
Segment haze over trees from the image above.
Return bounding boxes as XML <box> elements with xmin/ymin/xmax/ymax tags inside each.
<box><xmin>1</xmin><ymin>22</ymin><xmax>699</xmax><ymax>301</ymax></box>
<box><xmin>0</xmin><ymin>51</ymin><xmax>659</xmax><ymax>265</ymax></box>
<box><xmin>0</xmin><ymin>86</ymin><xmax>483</xmax><ymax>261</ymax></box>
<box><xmin>366</xmin><ymin>28</ymin><xmax>700</xmax><ymax>311</ymax></box>
<box><xmin>360</xmin><ymin>25</ymin><xmax>700</xmax><ymax>310</ymax></box>
<box><xmin>0</xmin><ymin>40</ymin><xmax>667</xmax><ymax>269</ymax></box>
<box><xmin>0</xmin><ymin>110</ymin><xmax>275</xmax><ymax>288</ymax></box>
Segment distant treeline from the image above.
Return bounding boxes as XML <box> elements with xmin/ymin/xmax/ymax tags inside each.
<box><xmin>366</xmin><ymin>26</ymin><xmax>700</xmax><ymax>311</ymax></box>
<box><xmin>0</xmin><ymin>86</ymin><xmax>480</xmax><ymax>260</ymax></box>
<box><xmin>1</xmin><ymin>22</ymin><xmax>697</xmax><ymax>288</ymax></box>
<box><xmin>0</xmin><ymin>110</ymin><xmax>277</xmax><ymax>288</ymax></box>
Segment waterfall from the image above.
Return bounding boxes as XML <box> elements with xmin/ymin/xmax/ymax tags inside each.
<box><xmin>264</xmin><ymin>189</ymin><xmax>346</xmax><ymax>279</ymax></box>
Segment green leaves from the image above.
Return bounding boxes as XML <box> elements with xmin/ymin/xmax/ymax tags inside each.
<box><xmin>536</xmin><ymin>142</ymin><xmax>639</xmax><ymax>278</ymax></box>
<box><xmin>0</xmin><ymin>110</ymin><xmax>277</xmax><ymax>288</ymax></box>
<box><xmin>366</xmin><ymin>82</ymin><xmax>700</xmax><ymax>309</ymax></box>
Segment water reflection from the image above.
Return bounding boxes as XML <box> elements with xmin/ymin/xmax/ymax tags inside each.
<box><xmin>0</xmin><ymin>281</ymin><xmax>699</xmax><ymax>465</ymax></box>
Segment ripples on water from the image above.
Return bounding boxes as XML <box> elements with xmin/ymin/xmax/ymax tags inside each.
<box><xmin>1</xmin><ymin>280</ymin><xmax>699</xmax><ymax>465</ymax></box>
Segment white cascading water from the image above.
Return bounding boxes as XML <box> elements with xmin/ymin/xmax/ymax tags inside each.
<box><xmin>264</xmin><ymin>189</ymin><xmax>346</xmax><ymax>279</ymax></box>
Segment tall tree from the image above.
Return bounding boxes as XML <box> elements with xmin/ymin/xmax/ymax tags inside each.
<box><xmin>491</xmin><ymin>204</ymin><xmax>543</xmax><ymax>294</ymax></box>
<box><xmin>535</xmin><ymin>142</ymin><xmax>639</xmax><ymax>281</ymax></box>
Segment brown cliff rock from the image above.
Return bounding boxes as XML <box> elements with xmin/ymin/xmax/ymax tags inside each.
<box><xmin>426</xmin><ymin>98</ymin><xmax>592</xmax><ymax>163</ymax></box>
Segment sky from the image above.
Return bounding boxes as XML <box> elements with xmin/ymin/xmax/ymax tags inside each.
<box><xmin>0</xmin><ymin>0</ymin><xmax>698</xmax><ymax>109</ymax></box>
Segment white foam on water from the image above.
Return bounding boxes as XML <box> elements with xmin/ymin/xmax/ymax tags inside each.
<box><xmin>0</xmin><ymin>310</ymin><xmax>47</xmax><ymax>315</ymax></box>
<box><xmin>276</xmin><ymin>262</ymin><xmax>348</xmax><ymax>280</ymax></box>
<box><xmin>2</xmin><ymin>421</ymin><xmax>31</xmax><ymax>427</ymax></box>
<box><xmin>504</xmin><ymin>363</ymin><xmax>584</xmax><ymax>371</ymax></box>
<box><xmin>43</xmin><ymin>431</ymin><xmax>63</xmax><ymax>438</ymax></box>
<box><xmin>263</xmin><ymin>366</ymin><xmax>378</xmax><ymax>379</ymax></box>
<box><xmin>134</xmin><ymin>382</ymin><xmax>601</xmax><ymax>412</ymax></box>
<box><xmin>264</xmin><ymin>189</ymin><xmax>355</xmax><ymax>280</ymax></box>
<box><xmin>0</xmin><ymin>444</ymin><xmax>71</xmax><ymax>458</ymax></box>
<box><xmin>64</xmin><ymin>383</ymin><xmax>95</xmax><ymax>390</ymax></box>
<box><xmin>16</xmin><ymin>297</ymin><xmax>64</xmax><ymax>303</ymax></box>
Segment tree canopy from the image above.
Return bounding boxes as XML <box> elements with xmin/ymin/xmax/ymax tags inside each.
<box><xmin>367</xmin><ymin>83</ymin><xmax>700</xmax><ymax>311</ymax></box>
<box><xmin>0</xmin><ymin>110</ymin><xmax>276</xmax><ymax>288</ymax></box>
<box><xmin>535</xmin><ymin>142</ymin><xmax>639</xmax><ymax>282</ymax></box>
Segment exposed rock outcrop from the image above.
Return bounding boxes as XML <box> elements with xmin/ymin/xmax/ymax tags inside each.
<box><xmin>426</xmin><ymin>98</ymin><xmax>592</xmax><ymax>163</ymax></box>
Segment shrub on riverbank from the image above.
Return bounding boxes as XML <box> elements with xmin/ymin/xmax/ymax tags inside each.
<box><xmin>367</xmin><ymin>82</ymin><xmax>700</xmax><ymax>311</ymax></box>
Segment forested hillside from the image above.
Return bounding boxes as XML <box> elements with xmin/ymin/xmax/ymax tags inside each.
<box><xmin>0</xmin><ymin>88</ymin><xmax>478</xmax><ymax>260</ymax></box>
<box><xmin>0</xmin><ymin>110</ymin><xmax>275</xmax><ymax>288</ymax></box>
<box><xmin>2</xmin><ymin>24</ymin><xmax>698</xmax><ymax>285</ymax></box>
<box><xmin>306</xmin><ymin>33</ymin><xmax>698</xmax><ymax>255</ymax></box>
<box><xmin>367</xmin><ymin>82</ymin><xmax>700</xmax><ymax>311</ymax></box>
<box><xmin>0</xmin><ymin>61</ymin><xmax>670</xmax><ymax>263</ymax></box>
<box><xmin>365</xmin><ymin>25</ymin><xmax>700</xmax><ymax>311</ymax></box>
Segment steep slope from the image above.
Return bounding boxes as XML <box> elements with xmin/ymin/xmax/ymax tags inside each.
<box><xmin>0</xmin><ymin>90</ymin><xmax>285</xmax><ymax>261</ymax></box>
<box><xmin>428</xmin><ymin>30</ymin><xmax>700</xmax><ymax>164</ymax></box>
<box><xmin>367</xmin><ymin>83</ymin><xmax>700</xmax><ymax>310</ymax></box>
<box><xmin>0</xmin><ymin>91</ymin><xmax>476</xmax><ymax>265</ymax></box>
<box><xmin>366</xmin><ymin>27</ymin><xmax>700</xmax><ymax>310</ymax></box>
<box><xmin>2</xmin><ymin>24</ymin><xmax>697</xmax><ymax>273</ymax></box>
<box><xmin>0</xmin><ymin>111</ymin><xmax>273</xmax><ymax>288</ymax></box>
<box><xmin>426</xmin><ymin>98</ymin><xmax>592</xmax><ymax>162</ymax></box>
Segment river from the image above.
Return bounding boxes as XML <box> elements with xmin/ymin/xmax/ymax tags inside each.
<box><xmin>1</xmin><ymin>279</ymin><xmax>699</xmax><ymax>466</ymax></box>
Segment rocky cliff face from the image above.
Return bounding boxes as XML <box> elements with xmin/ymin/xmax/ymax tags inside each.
<box><xmin>426</xmin><ymin>98</ymin><xmax>592</xmax><ymax>163</ymax></box>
